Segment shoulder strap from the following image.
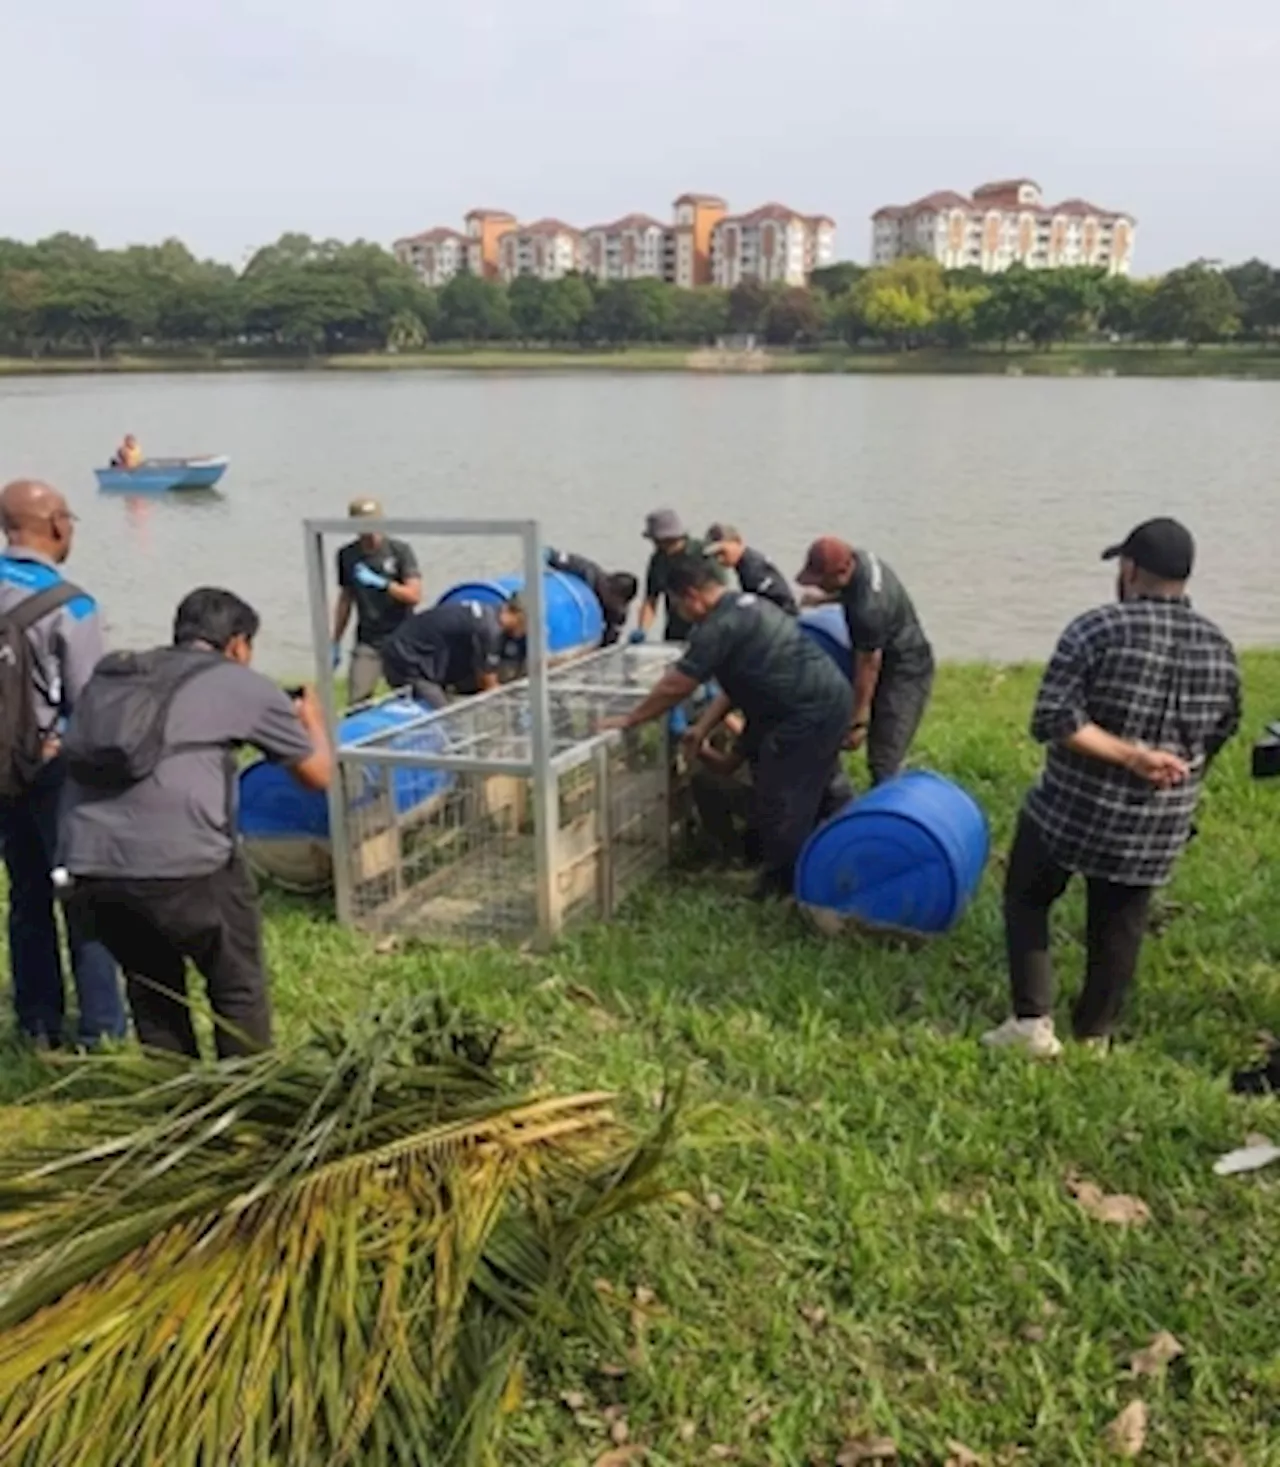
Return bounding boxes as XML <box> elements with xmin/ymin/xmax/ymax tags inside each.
<box><xmin>4</xmin><ymin>581</ymin><xmax>82</xmax><ymax>633</ymax></box>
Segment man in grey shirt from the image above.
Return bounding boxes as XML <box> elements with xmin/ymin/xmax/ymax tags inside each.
<box><xmin>61</xmin><ymin>588</ymin><xmax>332</xmax><ymax>1058</ymax></box>
<box><xmin>0</xmin><ymin>478</ymin><xmax>124</xmax><ymax>1048</ymax></box>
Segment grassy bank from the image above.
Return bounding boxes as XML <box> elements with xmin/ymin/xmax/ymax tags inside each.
<box><xmin>3</xmin><ymin>654</ymin><xmax>1280</xmax><ymax>1463</ymax></box>
<box><xmin>3</xmin><ymin>343</ymin><xmax>1280</xmax><ymax>380</ymax></box>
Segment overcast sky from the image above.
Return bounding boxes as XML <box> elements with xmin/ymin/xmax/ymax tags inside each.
<box><xmin>4</xmin><ymin>0</ymin><xmax>1277</xmax><ymax>273</ymax></box>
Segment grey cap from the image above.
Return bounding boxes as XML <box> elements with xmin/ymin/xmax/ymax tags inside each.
<box><xmin>643</xmin><ymin>508</ymin><xmax>686</xmax><ymax>541</ymax></box>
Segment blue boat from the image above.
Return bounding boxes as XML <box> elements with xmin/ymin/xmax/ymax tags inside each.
<box><xmin>94</xmin><ymin>455</ymin><xmax>230</xmax><ymax>492</ymax></box>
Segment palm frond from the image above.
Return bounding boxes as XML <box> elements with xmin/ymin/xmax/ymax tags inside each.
<box><xmin>0</xmin><ymin>997</ymin><xmax>676</xmax><ymax>1467</ymax></box>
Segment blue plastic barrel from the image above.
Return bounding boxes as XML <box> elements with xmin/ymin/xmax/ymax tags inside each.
<box><xmin>795</xmin><ymin>771</ymin><xmax>989</xmax><ymax>934</ymax></box>
<box><xmin>436</xmin><ymin>570</ymin><xmax>605</xmax><ymax>658</ymax></box>
<box><xmin>239</xmin><ymin>697</ymin><xmax>455</xmax><ymax>874</ymax></box>
<box><xmin>798</xmin><ymin>605</ymin><xmax>852</xmax><ymax>679</ymax></box>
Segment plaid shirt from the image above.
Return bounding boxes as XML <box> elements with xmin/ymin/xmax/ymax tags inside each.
<box><xmin>1023</xmin><ymin>596</ymin><xmax>1240</xmax><ymax>885</ymax></box>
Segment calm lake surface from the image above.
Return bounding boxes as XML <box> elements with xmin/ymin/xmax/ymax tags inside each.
<box><xmin>2</xmin><ymin>370</ymin><xmax>1277</xmax><ymax>676</ymax></box>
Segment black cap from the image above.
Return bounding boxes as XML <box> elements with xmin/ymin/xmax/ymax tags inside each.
<box><xmin>1101</xmin><ymin>518</ymin><xmax>1195</xmax><ymax>581</ymax></box>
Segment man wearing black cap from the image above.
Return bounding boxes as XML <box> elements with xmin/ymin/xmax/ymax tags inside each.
<box><xmin>332</xmin><ymin>498</ymin><xmax>422</xmax><ymax>705</ymax></box>
<box><xmin>705</xmin><ymin>524</ymin><xmax>798</xmax><ymax>616</ymax></box>
<box><xmin>983</xmin><ymin>518</ymin><xmax>1240</xmax><ymax>1059</ymax></box>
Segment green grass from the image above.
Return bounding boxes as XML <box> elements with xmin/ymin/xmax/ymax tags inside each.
<box><xmin>3</xmin><ymin>343</ymin><xmax>1280</xmax><ymax>379</ymax></box>
<box><xmin>4</xmin><ymin>654</ymin><xmax>1280</xmax><ymax>1464</ymax></box>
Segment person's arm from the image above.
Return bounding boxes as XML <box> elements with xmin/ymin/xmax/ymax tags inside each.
<box><xmin>1061</xmin><ymin>723</ymin><xmax>1188</xmax><ymax>787</ymax></box>
<box><xmin>473</xmin><ymin>619</ymin><xmax>504</xmax><ymax>693</ymax></box>
<box><xmin>603</xmin><ymin>667</ymin><xmax>700</xmax><ymax>731</ymax></box>
<box><xmin>681</xmin><ymin>688</ymin><xmax>734</xmax><ymax>758</ymax></box>
<box><xmin>637</xmin><ymin>555</ymin><xmax>661</xmax><ymax>635</ymax></box>
<box><xmin>848</xmin><ymin>648</ymin><xmax>883</xmax><ymax>748</ymax></box>
<box><xmin>638</xmin><ymin>596</ymin><xmax>658</xmax><ymax>635</ymax></box>
<box><xmin>289</xmin><ymin>687</ymin><xmax>333</xmax><ymax>791</ymax></box>
<box><xmin>332</xmin><ymin>587</ymin><xmax>354</xmax><ymax>643</ymax></box>
<box><xmin>386</xmin><ymin>576</ymin><xmax>422</xmax><ymax>607</ymax></box>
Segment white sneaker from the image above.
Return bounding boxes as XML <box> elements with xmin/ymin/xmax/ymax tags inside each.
<box><xmin>981</xmin><ymin>1016</ymin><xmax>1063</xmax><ymax>1059</ymax></box>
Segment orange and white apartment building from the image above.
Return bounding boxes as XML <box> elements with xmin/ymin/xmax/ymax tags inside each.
<box><xmin>871</xmin><ymin>179</ymin><xmax>1135</xmax><ymax>276</ymax></box>
<box><xmin>395</xmin><ymin>193</ymin><xmax>834</xmax><ymax>289</ymax></box>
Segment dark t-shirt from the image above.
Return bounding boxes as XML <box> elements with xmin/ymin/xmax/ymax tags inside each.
<box><xmin>549</xmin><ymin>549</ymin><xmax>627</xmax><ymax>645</ymax></box>
<box><xmin>337</xmin><ymin>537</ymin><xmax>419</xmax><ymax>648</ymax></box>
<box><xmin>677</xmin><ymin>592</ymin><xmax>852</xmax><ymax>741</ymax></box>
<box><xmin>61</xmin><ymin>660</ymin><xmax>314</xmax><ymax>880</ymax></box>
<box><xmin>736</xmin><ymin>546</ymin><xmax>798</xmax><ymax>616</ymax></box>
<box><xmin>382</xmin><ymin>601</ymin><xmax>504</xmax><ymax>689</ymax></box>
<box><xmin>645</xmin><ymin>538</ymin><xmax>724</xmax><ymax>642</ymax></box>
<box><xmin>839</xmin><ymin>549</ymin><xmax>933</xmax><ymax>676</ymax></box>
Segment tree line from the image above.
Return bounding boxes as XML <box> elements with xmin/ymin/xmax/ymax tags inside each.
<box><xmin>1</xmin><ymin>231</ymin><xmax>1277</xmax><ymax>359</ymax></box>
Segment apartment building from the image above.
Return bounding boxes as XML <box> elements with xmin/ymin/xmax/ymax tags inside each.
<box><xmin>871</xmin><ymin>179</ymin><xmax>1136</xmax><ymax>275</ymax></box>
<box><xmin>498</xmin><ymin>219</ymin><xmax>583</xmax><ymax>282</ymax></box>
<box><xmin>395</xmin><ymin>191</ymin><xmax>837</xmax><ymax>291</ymax></box>
<box><xmin>583</xmin><ymin>214</ymin><xmax>667</xmax><ymax>281</ymax></box>
<box><xmin>392</xmin><ymin>228</ymin><xmax>470</xmax><ymax>288</ymax></box>
<box><xmin>710</xmin><ymin>206</ymin><xmax>836</xmax><ymax>288</ymax></box>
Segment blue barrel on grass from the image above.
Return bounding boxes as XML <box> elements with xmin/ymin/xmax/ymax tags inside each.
<box><xmin>798</xmin><ymin>604</ymin><xmax>853</xmax><ymax>679</ymax></box>
<box><xmin>795</xmin><ymin>771</ymin><xmax>989</xmax><ymax>935</ymax></box>
<box><xmin>436</xmin><ymin>570</ymin><xmax>605</xmax><ymax>660</ymax></box>
<box><xmin>239</xmin><ymin>696</ymin><xmax>455</xmax><ymax>891</ymax></box>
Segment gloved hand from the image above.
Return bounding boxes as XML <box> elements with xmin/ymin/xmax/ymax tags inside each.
<box><xmin>354</xmin><ymin>562</ymin><xmax>389</xmax><ymax>590</ymax></box>
<box><xmin>628</xmin><ymin>629</ymin><xmax>647</xmax><ymax>646</ymax></box>
<box><xmin>330</xmin><ymin>642</ymin><xmax>342</xmax><ymax>670</ymax></box>
<box><xmin>543</xmin><ymin>545</ymin><xmax>559</xmax><ymax>566</ymax></box>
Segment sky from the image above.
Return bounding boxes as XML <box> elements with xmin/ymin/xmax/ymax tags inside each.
<box><xmin>3</xmin><ymin>0</ymin><xmax>1278</xmax><ymax>274</ymax></box>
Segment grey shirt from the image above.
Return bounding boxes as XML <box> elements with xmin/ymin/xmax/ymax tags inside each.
<box><xmin>0</xmin><ymin>548</ymin><xmax>105</xmax><ymax>734</ymax></box>
<box><xmin>61</xmin><ymin>659</ymin><xmax>314</xmax><ymax>879</ymax></box>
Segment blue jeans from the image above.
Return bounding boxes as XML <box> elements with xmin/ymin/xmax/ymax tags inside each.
<box><xmin>1</xmin><ymin>762</ymin><xmax>125</xmax><ymax>1044</ymax></box>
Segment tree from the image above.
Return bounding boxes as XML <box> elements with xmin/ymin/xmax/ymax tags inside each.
<box><xmin>808</xmin><ymin>262</ymin><xmax>866</xmax><ymax>297</ymax></box>
<box><xmin>48</xmin><ymin>254</ymin><xmax>152</xmax><ymax>360</ymax></box>
<box><xmin>589</xmin><ymin>279</ymin><xmax>672</xmax><ymax>344</ymax></box>
<box><xmin>437</xmin><ymin>273</ymin><xmax>512</xmax><ymax>342</ymax></box>
<box><xmin>1143</xmin><ymin>263</ymin><xmax>1240</xmax><ymax>346</ymax></box>
<box><xmin>763</xmin><ymin>286</ymin><xmax>826</xmax><ymax>345</ymax></box>
<box><xmin>1097</xmin><ymin>274</ymin><xmax>1154</xmax><ymax>338</ymax></box>
<box><xmin>0</xmin><ymin>268</ymin><xmax>54</xmax><ymax>356</ymax></box>
<box><xmin>1223</xmin><ymin>259</ymin><xmax>1280</xmax><ymax>342</ymax></box>
<box><xmin>667</xmin><ymin>287</ymin><xmax>731</xmax><ymax>344</ymax></box>
<box><xmin>933</xmin><ymin>284</ymin><xmax>990</xmax><ymax>347</ymax></box>
<box><xmin>726</xmin><ymin>280</ymin><xmax>774</xmax><ymax>336</ymax></box>
<box><xmin>541</xmin><ymin>274</ymin><xmax>594</xmax><ymax>342</ymax></box>
<box><xmin>507</xmin><ymin>275</ymin><xmax>549</xmax><ymax>342</ymax></box>
<box><xmin>851</xmin><ymin>259</ymin><xmax>948</xmax><ymax>347</ymax></box>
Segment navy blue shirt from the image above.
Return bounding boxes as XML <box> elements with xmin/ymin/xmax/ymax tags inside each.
<box><xmin>382</xmin><ymin>601</ymin><xmax>503</xmax><ymax>688</ymax></box>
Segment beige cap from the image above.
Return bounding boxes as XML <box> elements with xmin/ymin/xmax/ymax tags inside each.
<box><xmin>349</xmin><ymin>496</ymin><xmax>383</xmax><ymax>518</ymax></box>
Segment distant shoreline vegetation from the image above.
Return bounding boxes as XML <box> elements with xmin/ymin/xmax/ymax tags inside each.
<box><xmin>0</xmin><ymin>231</ymin><xmax>1277</xmax><ymax>374</ymax></box>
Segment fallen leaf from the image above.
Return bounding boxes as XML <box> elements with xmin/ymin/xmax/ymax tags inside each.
<box><xmin>705</xmin><ymin>1190</ymin><xmax>725</xmax><ymax>1214</ymax></box>
<box><xmin>677</xmin><ymin>1420</ymin><xmax>697</xmax><ymax>1443</ymax></box>
<box><xmin>597</xmin><ymin>1362</ymin><xmax>628</xmax><ymax>1379</ymax></box>
<box><xmin>1130</xmin><ymin>1331</ymin><xmax>1184</xmax><ymax>1377</ymax></box>
<box><xmin>746</xmin><ymin>1403</ymin><xmax>772</xmax><ymax>1428</ymax></box>
<box><xmin>1021</xmin><ymin>1324</ymin><xmax>1046</xmax><ymax>1343</ymax></box>
<box><xmin>1105</xmin><ymin>1400</ymin><xmax>1148</xmax><ymax>1459</ymax></box>
<box><xmin>945</xmin><ymin>1442</ymin><xmax>982</xmax><ymax>1467</ymax></box>
<box><xmin>592</xmin><ymin>1449</ymin><xmax>646</xmax><ymax>1467</ymax></box>
<box><xmin>836</xmin><ymin>1438</ymin><xmax>898</xmax><ymax>1465</ymax></box>
<box><xmin>634</xmin><ymin>1285</ymin><xmax>657</xmax><ymax>1307</ymax></box>
<box><xmin>593</xmin><ymin>1278</ymin><xmax>616</xmax><ymax>1296</ymax></box>
<box><xmin>800</xmin><ymin>1303</ymin><xmax>829</xmax><ymax>1330</ymax></box>
<box><xmin>603</xmin><ymin>1405</ymin><xmax>627</xmax><ymax>1424</ymax></box>
<box><xmin>560</xmin><ymin>1390</ymin><xmax>588</xmax><ymax>1412</ymax></box>
<box><xmin>1066</xmin><ymin>1175</ymin><xmax>1152</xmax><ymax>1227</ymax></box>
<box><xmin>707</xmin><ymin>1449</ymin><xmax>737</xmax><ymax>1462</ymax></box>
<box><xmin>609</xmin><ymin>1418</ymin><xmax>630</xmax><ymax>1446</ymax></box>
<box><xmin>373</xmin><ymin>934</ymin><xmax>400</xmax><ymax>954</ymax></box>
<box><xmin>1245</xmin><ymin>1132</ymin><xmax>1273</xmax><ymax>1149</ymax></box>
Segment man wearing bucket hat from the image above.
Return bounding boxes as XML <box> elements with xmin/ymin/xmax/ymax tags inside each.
<box><xmin>796</xmin><ymin>536</ymin><xmax>934</xmax><ymax>784</ymax></box>
<box><xmin>634</xmin><ymin>509</ymin><xmax>722</xmax><ymax>644</ymax></box>
<box><xmin>332</xmin><ymin>497</ymin><xmax>422</xmax><ymax>705</ymax></box>
<box><xmin>984</xmin><ymin>517</ymin><xmax>1240</xmax><ymax>1059</ymax></box>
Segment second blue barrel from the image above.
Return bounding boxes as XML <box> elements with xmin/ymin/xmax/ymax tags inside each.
<box><xmin>436</xmin><ymin>570</ymin><xmax>605</xmax><ymax>658</ymax></box>
<box><xmin>795</xmin><ymin>771</ymin><xmax>989</xmax><ymax>934</ymax></box>
<box><xmin>798</xmin><ymin>604</ymin><xmax>853</xmax><ymax>679</ymax></box>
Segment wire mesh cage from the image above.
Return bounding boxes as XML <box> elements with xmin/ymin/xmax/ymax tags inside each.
<box><xmin>331</xmin><ymin>642</ymin><xmax>690</xmax><ymax>944</ymax></box>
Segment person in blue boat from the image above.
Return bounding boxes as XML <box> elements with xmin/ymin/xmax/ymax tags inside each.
<box><xmin>380</xmin><ymin>596</ymin><xmax>528</xmax><ymax>708</ymax></box>
<box><xmin>110</xmin><ymin>434</ymin><xmax>142</xmax><ymax>469</ymax></box>
<box><xmin>0</xmin><ymin>478</ymin><xmax>125</xmax><ymax>1049</ymax></box>
<box><xmin>602</xmin><ymin>556</ymin><xmax>852</xmax><ymax>900</ymax></box>
<box><xmin>332</xmin><ymin>497</ymin><xmax>422</xmax><ymax>705</ymax></box>
<box><xmin>544</xmin><ymin>546</ymin><xmax>639</xmax><ymax>647</ymax></box>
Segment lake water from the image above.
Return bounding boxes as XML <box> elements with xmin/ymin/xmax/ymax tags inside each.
<box><xmin>2</xmin><ymin>370</ymin><xmax>1277</xmax><ymax>675</ymax></box>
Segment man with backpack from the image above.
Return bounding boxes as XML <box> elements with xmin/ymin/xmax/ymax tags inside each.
<box><xmin>58</xmin><ymin>587</ymin><xmax>333</xmax><ymax>1059</ymax></box>
<box><xmin>0</xmin><ymin>478</ymin><xmax>124</xmax><ymax>1049</ymax></box>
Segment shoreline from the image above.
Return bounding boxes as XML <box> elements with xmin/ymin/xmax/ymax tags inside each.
<box><xmin>3</xmin><ymin>344</ymin><xmax>1280</xmax><ymax>381</ymax></box>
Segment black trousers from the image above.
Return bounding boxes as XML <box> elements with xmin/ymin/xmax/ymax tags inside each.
<box><xmin>1003</xmin><ymin>812</ymin><xmax>1153</xmax><ymax>1040</ymax></box>
<box><xmin>868</xmin><ymin>660</ymin><xmax>934</xmax><ymax>785</ymax></box>
<box><xmin>380</xmin><ymin>650</ymin><xmax>449</xmax><ymax>710</ymax></box>
<box><xmin>752</xmin><ymin>712</ymin><xmax>849</xmax><ymax>893</ymax></box>
<box><xmin>692</xmin><ymin>763</ymin><xmax>852</xmax><ymax>865</ymax></box>
<box><xmin>72</xmin><ymin>855</ymin><xmax>271</xmax><ymax>1059</ymax></box>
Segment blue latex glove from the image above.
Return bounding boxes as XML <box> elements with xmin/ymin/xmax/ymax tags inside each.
<box><xmin>330</xmin><ymin>642</ymin><xmax>342</xmax><ymax>670</ymax></box>
<box><xmin>353</xmin><ymin>562</ymin><xmax>389</xmax><ymax>590</ymax></box>
<box><xmin>628</xmin><ymin>629</ymin><xmax>647</xmax><ymax>646</ymax></box>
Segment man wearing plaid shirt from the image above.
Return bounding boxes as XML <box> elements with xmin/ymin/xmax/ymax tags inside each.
<box><xmin>983</xmin><ymin>518</ymin><xmax>1240</xmax><ymax>1058</ymax></box>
